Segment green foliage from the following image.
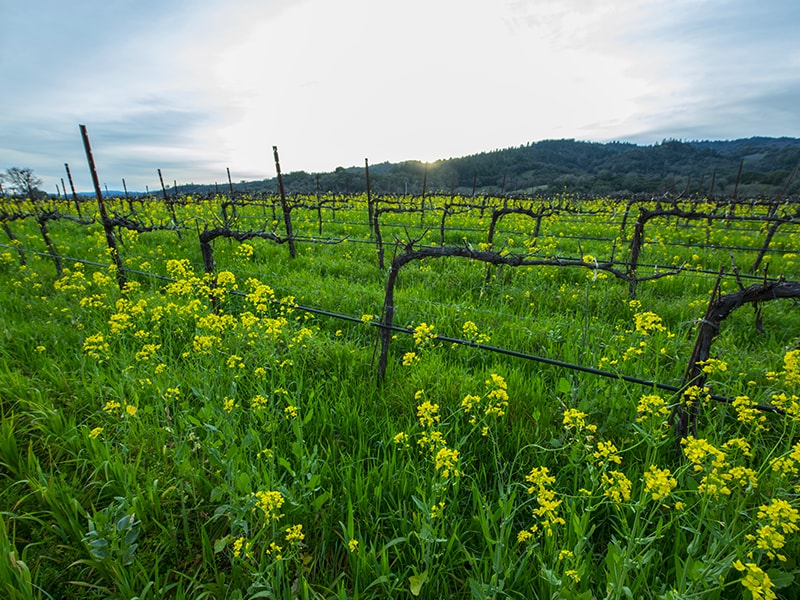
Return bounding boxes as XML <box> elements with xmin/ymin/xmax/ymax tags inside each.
<box><xmin>166</xmin><ymin>137</ymin><xmax>800</xmax><ymax>198</ymax></box>
<box><xmin>1</xmin><ymin>193</ymin><xmax>799</xmax><ymax>598</ymax></box>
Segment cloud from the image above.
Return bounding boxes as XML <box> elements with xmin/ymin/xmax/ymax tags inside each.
<box><xmin>1</xmin><ymin>0</ymin><xmax>798</xmax><ymax>192</ymax></box>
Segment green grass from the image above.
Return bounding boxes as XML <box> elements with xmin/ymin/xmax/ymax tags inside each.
<box><xmin>1</xmin><ymin>194</ymin><xmax>799</xmax><ymax>598</ymax></box>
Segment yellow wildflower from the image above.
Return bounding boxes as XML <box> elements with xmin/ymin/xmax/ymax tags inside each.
<box><xmin>253</xmin><ymin>490</ymin><xmax>284</xmax><ymax>521</ymax></box>
<box><xmin>634</xmin><ymin>311</ymin><xmax>667</xmax><ymax>335</ymax></box>
<box><xmin>285</xmin><ymin>524</ymin><xmax>304</xmax><ymax>545</ymax></box>
<box><xmin>565</xmin><ymin>569</ymin><xmax>580</xmax><ymax>583</ymax></box>
<box><xmin>267</xmin><ymin>541</ymin><xmax>283</xmax><ymax>560</ymax></box>
<box><xmin>562</xmin><ymin>408</ymin><xmax>597</xmax><ymax>433</ymax></box>
<box><xmin>232</xmin><ymin>536</ymin><xmax>251</xmax><ymax>559</ymax></box>
<box><xmin>601</xmin><ymin>470</ymin><xmax>632</xmax><ymax>503</ymax></box>
<box><xmin>430</xmin><ymin>502</ymin><xmax>445</xmax><ymax>518</ymax></box>
<box><xmin>402</xmin><ymin>351</ymin><xmax>419</xmax><ymax>366</ymax></box>
<box><xmin>412</xmin><ymin>322</ymin><xmax>436</xmax><ymax>347</ymax></box>
<box><xmin>697</xmin><ymin>358</ymin><xmax>728</xmax><ymax>374</ymax></box>
<box><xmin>222</xmin><ymin>397</ymin><xmax>238</xmax><ymax>413</ymax></box>
<box><xmin>517</xmin><ymin>529</ymin><xmax>534</xmax><ymax>544</ymax></box>
<box><xmin>593</xmin><ymin>440</ymin><xmax>622</xmax><ymax>467</ymax></box>
<box><xmin>393</xmin><ymin>431</ymin><xmax>410</xmax><ymax>447</ymax></box>
<box><xmin>643</xmin><ymin>465</ymin><xmax>677</xmax><ymax>501</ymax></box>
<box><xmin>434</xmin><ymin>447</ymin><xmax>460</xmax><ymax>479</ymax></box>
<box><xmin>733</xmin><ymin>560</ymin><xmax>776</xmax><ymax>600</ymax></box>
<box><xmin>733</xmin><ymin>395</ymin><xmax>767</xmax><ymax>429</ymax></box>
<box><xmin>636</xmin><ymin>394</ymin><xmax>669</xmax><ymax>422</ymax></box>
<box><xmin>416</xmin><ymin>400</ymin><xmax>440</xmax><ymax>427</ymax></box>
<box><xmin>103</xmin><ymin>400</ymin><xmax>121</xmax><ymax>412</ymax></box>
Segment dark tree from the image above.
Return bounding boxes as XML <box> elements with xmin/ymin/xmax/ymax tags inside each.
<box><xmin>2</xmin><ymin>167</ymin><xmax>45</xmax><ymax>199</ymax></box>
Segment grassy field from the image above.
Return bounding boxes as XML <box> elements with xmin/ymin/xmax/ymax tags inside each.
<box><xmin>1</xmin><ymin>193</ymin><xmax>799</xmax><ymax>599</ymax></box>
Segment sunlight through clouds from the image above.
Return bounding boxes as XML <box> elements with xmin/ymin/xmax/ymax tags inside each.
<box><xmin>1</xmin><ymin>0</ymin><xmax>798</xmax><ymax>190</ymax></box>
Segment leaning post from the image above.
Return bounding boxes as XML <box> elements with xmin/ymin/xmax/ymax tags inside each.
<box><xmin>79</xmin><ymin>124</ymin><xmax>127</xmax><ymax>289</ymax></box>
<box><xmin>272</xmin><ymin>145</ymin><xmax>297</xmax><ymax>258</ymax></box>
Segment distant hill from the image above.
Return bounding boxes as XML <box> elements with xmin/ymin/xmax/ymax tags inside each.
<box><xmin>176</xmin><ymin>137</ymin><xmax>800</xmax><ymax>198</ymax></box>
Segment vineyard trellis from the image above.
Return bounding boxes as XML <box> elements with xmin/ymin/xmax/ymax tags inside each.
<box><xmin>7</xmin><ymin>136</ymin><xmax>800</xmax><ymax>599</ymax></box>
<box><xmin>3</xmin><ymin>176</ymin><xmax>799</xmax><ymax>438</ymax></box>
<box><xmin>1</xmin><ymin>126</ymin><xmax>799</xmax><ymax>438</ymax></box>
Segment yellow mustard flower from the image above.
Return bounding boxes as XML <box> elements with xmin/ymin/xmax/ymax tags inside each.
<box><xmin>253</xmin><ymin>490</ymin><xmax>284</xmax><ymax>521</ymax></box>
<box><xmin>733</xmin><ymin>560</ymin><xmax>776</xmax><ymax>600</ymax></box>
<box><xmin>285</xmin><ymin>524</ymin><xmax>304</xmax><ymax>545</ymax></box>
<box><xmin>601</xmin><ymin>470</ymin><xmax>632</xmax><ymax>503</ymax></box>
<box><xmin>643</xmin><ymin>465</ymin><xmax>677</xmax><ymax>501</ymax></box>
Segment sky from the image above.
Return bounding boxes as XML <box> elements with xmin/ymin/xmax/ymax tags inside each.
<box><xmin>1</xmin><ymin>0</ymin><xmax>799</xmax><ymax>193</ymax></box>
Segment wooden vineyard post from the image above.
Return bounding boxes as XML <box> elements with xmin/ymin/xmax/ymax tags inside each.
<box><xmin>708</xmin><ymin>168</ymin><xmax>717</xmax><ymax>198</ymax></box>
<box><xmin>198</xmin><ymin>227</ymin><xmax>221</xmax><ymax>313</ymax></box>
<box><xmin>273</xmin><ymin>146</ymin><xmax>297</xmax><ymax>259</ymax></box>
<box><xmin>732</xmin><ymin>159</ymin><xmax>744</xmax><ymax>201</ymax></box>
<box><xmin>374</xmin><ymin>208</ymin><xmax>386</xmax><ymax>271</ymax></box>
<box><xmin>439</xmin><ymin>203</ymin><xmax>451</xmax><ymax>246</ymax></box>
<box><xmin>227</xmin><ymin>168</ymin><xmax>234</xmax><ymax>197</ymax></box>
<box><xmin>420</xmin><ymin>163</ymin><xmax>428</xmax><ymax>227</ymax></box>
<box><xmin>64</xmin><ymin>162</ymin><xmax>82</xmax><ymax>218</ymax></box>
<box><xmin>365</xmin><ymin>158</ymin><xmax>374</xmax><ymax>236</ymax></box>
<box><xmin>158</xmin><ymin>168</ymin><xmax>181</xmax><ymax>238</ymax></box>
<box><xmin>79</xmin><ymin>124</ymin><xmax>127</xmax><ymax>290</ymax></box>
<box><xmin>122</xmin><ymin>178</ymin><xmax>134</xmax><ymax>213</ymax></box>
<box><xmin>158</xmin><ymin>168</ymin><xmax>168</xmax><ymax>200</ymax></box>
<box><xmin>227</xmin><ymin>167</ymin><xmax>238</xmax><ymax>222</ymax></box>
<box><xmin>377</xmin><ymin>257</ymin><xmax>401</xmax><ymax>382</ymax></box>
<box><xmin>316</xmin><ymin>174</ymin><xmax>323</xmax><ymax>236</ymax></box>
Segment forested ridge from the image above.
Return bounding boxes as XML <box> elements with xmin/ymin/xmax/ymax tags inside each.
<box><xmin>179</xmin><ymin>137</ymin><xmax>800</xmax><ymax>198</ymax></box>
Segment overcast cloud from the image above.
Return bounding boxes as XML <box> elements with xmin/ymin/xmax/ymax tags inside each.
<box><xmin>1</xmin><ymin>0</ymin><xmax>798</xmax><ymax>192</ymax></box>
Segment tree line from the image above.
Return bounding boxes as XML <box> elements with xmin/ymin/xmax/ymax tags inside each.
<box><xmin>4</xmin><ymin>137</ymin><xmax>800</xmax><ymax>200</ymax></box>
<box><xmin>178</xmin><ymin>137</ymin><xmax>800</xmax><ymax>198</ymax></box>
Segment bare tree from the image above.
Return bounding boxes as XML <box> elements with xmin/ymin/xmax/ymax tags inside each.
<box><xmin>2</xmin><ymin>167</ymin><xmax>45</xmax><ymax>198</ymax></box>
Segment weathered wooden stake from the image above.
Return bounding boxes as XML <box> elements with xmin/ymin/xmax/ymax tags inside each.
<box><xmin>158</xmin><ymin>169</ymin><xmax>169</xmax><ymax>200</ymax></box>
<box><xmin>64</xmin><ymin>163</ymin><xmax>82</xmax><ymax>217</ymax></box>
<box><xmin>227</xmin><ymin>167</ymin><xmax>234</xmax><ymax>197</ymax></box>
<box><xmin>365</xmin><ymin>158</ymin><xmax>374</xmax><ymax>236</ymax></box>
<box><xmin>122</xmin><ymin>178</ymin><xmax>134</xmax><ymax>213</ymax></box>
<box><xmin>420</xmin><ymin>164</ymin><xmax>428</xmax><ymax>227</ymax></box>
<box><xmin>272</xmin><ymin>146</ymin><xmax>296</xmax><ymax>258</ymax></box>
<box><xmin>316</xmin><ymin>174</ymin><xmax>323</xmax><ymax>236</ymax></box>
<box><xmin>79</xmin><ymin>124</ymin><xmax>127</xmax><ymax>289</ymax></box>
<box><xmin>157</xmin><ymin>168</ymin><xmax>181</xmax><ymax>238</ymax></box>
<box><xmin>732</xmin><ymin>159</ymin><xmax>744</xmax><ymax>200</ymax></box>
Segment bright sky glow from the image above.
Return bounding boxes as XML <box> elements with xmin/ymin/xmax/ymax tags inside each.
<box><xmin>1</xmin><ymin>0</ymin><xmax>798</xmax><ymax>192</ymax></box>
